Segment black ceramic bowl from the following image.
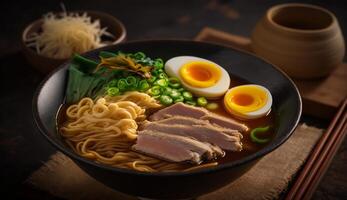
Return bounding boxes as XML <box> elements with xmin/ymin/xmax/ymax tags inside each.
<box><xmin>33</xmin><ymin>40</ymin><xmax>301</xmax><ymax>199</ymax></box>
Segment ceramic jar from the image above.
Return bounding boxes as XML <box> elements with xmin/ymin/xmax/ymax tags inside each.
<box><xmin>251</xmin><ymin>3</ymin><xmax>345</xmax><ymax>79</ymax></box>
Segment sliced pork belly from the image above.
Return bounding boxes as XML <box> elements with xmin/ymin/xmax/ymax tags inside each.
<box><xmin>149</xmin><ymin>116</ymin><xmax>243</xmax><ymax>138</ymax></box>
<box><xmin>148</xmin><ymin>102</ymin><xmax>248</xmax><ymax>132</ymax></box>
<box><xmin>152</xmin><ymin>115</ymin><xmax>210</xmax><ymax>126</ymax></box>
<box><xmin>133</xmin><ymin>130</ymin><xmax>223</xmax><ymax>164</ymax></box>
<box><xmin>149</xmin><ymin>102</ymin><xmax>208</xmax><ymax>121</ymax></box>
<box><xmin>141</xmin><ymin>123</ymin><xmax>242</xmax><ymax>151</ymax></box>
<box><xmin>201</xmin><ymin>114</ymin><xmax>249</xmax><ymax>132</ymax></box>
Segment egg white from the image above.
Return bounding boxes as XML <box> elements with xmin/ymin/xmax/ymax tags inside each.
<box><xmin>226</xmin><ymin>85</ymin><xmax>272</xmax><ymax>120</ymax></box>
<box><xmin>165</xmin><ymin>56</ymin><xmax>230</xmax><ymax>99</ymax></box>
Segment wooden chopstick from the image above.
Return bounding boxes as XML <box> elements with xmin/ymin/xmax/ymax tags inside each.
<box><xmin>286</xmin><ymin>98</ymin><xmax>347</xmax><ymax>199</ymax></box>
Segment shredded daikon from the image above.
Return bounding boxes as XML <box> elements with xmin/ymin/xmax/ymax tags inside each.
<box><xmin>26</xmin><ymin>12</ymin><xmax>113</xmax><ymax>59</ymax></box>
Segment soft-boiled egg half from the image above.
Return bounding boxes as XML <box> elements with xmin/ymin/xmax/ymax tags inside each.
<box><xmin>165</xmin><ymin>56</ymin><xmax>230</xmax><ymax>99</ymax></box>
<box><xmin>224</xmin><ymin>84</ymin><xmax>272</xmax><ymax>120</ymax></box>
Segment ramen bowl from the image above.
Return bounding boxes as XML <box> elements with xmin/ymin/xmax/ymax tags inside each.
<box><xmin>33</xmin><ymin>40</ymin><xmax>301</xmax><ymax>199</ymax></box>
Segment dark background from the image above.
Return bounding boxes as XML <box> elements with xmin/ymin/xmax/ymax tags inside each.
<box><xmin>0</xmin><ymin>0</ymin><xmax>346</xmax><ymax>199</ymax></box>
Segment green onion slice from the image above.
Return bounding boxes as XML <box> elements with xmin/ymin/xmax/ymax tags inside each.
<box><xmin>159</xmin><ymin>95</ymin><xmax>173</xmax><ymax>105</ymax></box>
<box><xmin>174</xmin><ymin>96</ymin><xmax>184</xmax><ymax>103</ymax></box>
<box><xmin>107</xmin><ymin>87</ymin><xmax>120</xmax><ymax>96</ymax></box>
<box><xmin>138</xmin><ymin>80</ymin><xmax>150</xmax><ymax>91</ymax></box>
<box><xmin>206</xmin><ymin>102</ymin><xmax>219</xmax><ymax>110</ymax></box>
<box><xmin>162</xmin><ymin>87</ymin><xmax>173</xmax><ymax>95</ymax></box>
<box><xmin>147</xmin><ymin>76</ymin><xmax>157</xmax><ymax>83</ymax></box>
<box><xmin>152</xmin><ymin>69</ymin><xmax>164</xmax><ymax>77</ymax></box>
<box><xmin>158</xmin><ymin>73</ymin><xmax>168</xmax><ymax>79</ymax></box>
<box><xmin>117</xmin><ymin>79</ymin><xmax>127</xmax><ymax>91</ymax></box>
<box><xmin>177</xmin><ymin>88</ymin><xmax>185</xmax><ymax>92</ymax></box>
<box><xmin>148</xmin><ymin>86</ymin><xmax>161</xmax><ymax>96</ymax></box>
<box><xmin>154</xmin><ymin>58</ymin><xmax>164</xmax><ymax>69</ymax></box>
<box><xmin>126</xmin><ymin>76</ymin><xmax>137</xmax><ymax>87</ymax></box>
<box><xmin>250</xmin><ymin>126</ymin><xmax>271</xmax><ymax>144</ymax></box>
<box><xmin>197</xmin><ymin>97</ymin><xmax>208</xmax><ymax>107</ymax></box>
<box><xmin>134</xmin><ymin>52</ymin><xmax>146</xmax><ymax>60</ymax></box>
<box><xmin>182</xmin><ymin>91</ymin><xmax>193</xmax><ymax>101</ymax></box>
<box><xmin>169</xmin><ymin>89</ymin><xmax>181</xmax><ymax>99</ymax></box>
<box><xmin>154</xmin><ymin>79</ymin><xmax>168</xmax><ymax>87</ymax></box>
<box><xmin>107</xmin><ymin>79</ymin><xmax>118</xmax><ymax>87</ymax></box>
<box><xmin>168</xmin><ymin>77</ymin><xmax>181</xmax><ymax>88</ymax></box>
<box><xmin>185</xmin><ymin>100</ymin><xmax>197</xmax><ymax>106</ymax></box>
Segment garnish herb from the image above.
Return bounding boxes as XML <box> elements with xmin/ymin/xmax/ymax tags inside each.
<box><xmin>250</xmin><ymin>126</ymin><xmax>271</xmax><ymax>144</ymax></box>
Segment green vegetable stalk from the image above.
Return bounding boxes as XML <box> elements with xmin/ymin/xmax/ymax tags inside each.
<box><xmin>66</xmin><ymin>55</ymin><xmax>114</xmax><ymax>104</ymax></box>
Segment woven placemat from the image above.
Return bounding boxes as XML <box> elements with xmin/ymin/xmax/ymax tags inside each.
<box><xmin>26</xmin><ymin>124</ymin><xmax>323</xmax><ymax>200</ymax></box>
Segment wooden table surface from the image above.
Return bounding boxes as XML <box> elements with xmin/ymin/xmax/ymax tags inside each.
<box><xmin>0</xmin><ymin>0</ymin><xmax>346</xmax><ymax>199</ymax></box>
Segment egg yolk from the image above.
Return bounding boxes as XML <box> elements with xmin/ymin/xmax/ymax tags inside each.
<box><xmin>224</xmin><ymin>85</ymin><xmax>268</xmax><ymax>114</ymax></box>
<box><xmin>179</xmin><ymin>61</ymin><xmax>221</xmax><ymax>88</ymax></box>
<box><xmin>231</xmin><ymin>93</ymin><xmax>254</xmax><ymax>106</ymax></box>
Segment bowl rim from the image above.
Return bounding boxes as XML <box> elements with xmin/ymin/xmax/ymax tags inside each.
<box><xmin>32</xmin><ymin>39</ymin><xmax>302</xmax><ymax>177</ymax></box>
<box><xmin>22</xmin><ymin>10</ymin><xmax>127</xmax><ymax>61</ymax></box>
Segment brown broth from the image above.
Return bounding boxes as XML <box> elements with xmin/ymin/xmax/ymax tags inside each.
<box><xmin>208</xmin><ymin>98</ymin><xmax>275</xmax><ymax>165</ymax></box>
<box><xmin>56</xmin><ymin>77</ymin><xmax>276</xmax><ymax>169</ymax></box>
<box><xmin>207</xmin><ymin>77</ymin><xmax>275</xmax><ymax>165</ymax></box>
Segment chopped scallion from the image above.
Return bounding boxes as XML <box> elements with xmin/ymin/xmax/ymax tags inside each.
<box><xmin>159</xmin><ymin>95</ymin><xmax>173</xmax><ymax>105</ymax></box>
<box><xmin>107</xmin><ymin>87</ymin><xmax>120</xmax><ymax>96</ymax></box>
<box><xmin>250</xmin><ymin>126</ymin><xmax>271</xmax><ymax>144</ymax></box>
<box><xmin>154</xmin><ymin>79</ymin><xmax>168</xmax><ymax>87</ymax></box>
<box><xmin>117</xmin><ymin>79</ymin><xmax>127</xmax><ymax>91</ymax></box>
<box><xmin>185</xmin><ymin>100</ymin><xmax>197</xmax><ymax>106</ymax></box>
<box><xmin>148</xmin><ymin>86</ymin><xmax>161</xmax><ymax>96</ymax></box>
<box><xmin>126</xmin><ymin>76</ymin><xmax>138</xmax><ymax>88</ymax></box>
<box><xmin>174</xmin><ymin>96</ymin><xmax>185</xmax><ymax>103</ymax></box>
<box><xmin>107</xmin><ymin>79</ymin><xmax>118</xmax><ymax>87</ymax></box>
<box><xmin>168</xmin><ymin>77</ymin><xmax>181</xmax><ymax>88</ymax></box>
<box><xmin>138</xmin><ymin>80</ymin><xmax>150</xmax><ymax>91</ymax></box>
<box><xmin>197</xmin><ymin>97</ymin><xmax>208</xmax><ymax>107</ymax></box>
<box><xmin>162</xmin><ymin>87</ymin><xmax>173</xmax><ymax>95</ymax></box>
<box><xmin>154</xmin><ymin>58</ymin><xmax>164</xmax><ymax>69</ymax></box>
<box><xmin>206</xmin><ymin>102</ymin><xmax>219</xmax><ymax>110</ymax></box>
<box><xmin>169</xmin><ymin>89</ymin><xmax>181</xmax><ymax>99</ymax></box>
<box><xmin>182</xmin><ymin>91</ymin><xmax>193</xmax><ymax>101</ymax></box>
